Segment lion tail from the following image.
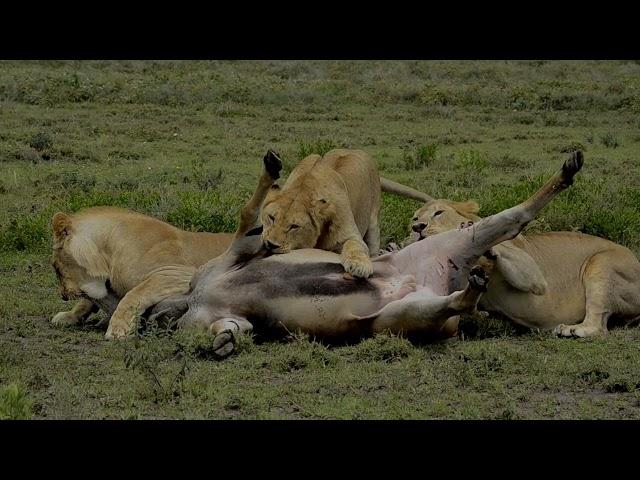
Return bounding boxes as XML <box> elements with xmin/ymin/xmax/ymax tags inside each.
<box><xmin>380</xmin><ymin>177</ymin><xmax>434</xmax><ymax>203</ymax></box>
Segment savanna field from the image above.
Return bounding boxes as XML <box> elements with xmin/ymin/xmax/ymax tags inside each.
<box><xmin>2</xmin><ymin>60</ymin><xmax>640</xmax><ymax>419</ymax></box>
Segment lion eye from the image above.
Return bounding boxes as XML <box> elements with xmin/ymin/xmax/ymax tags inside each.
<box><xmin>268</xmin><ymin>214</ymin><xmax>275</xmax><ymax>223</ymax></box>
<box><xmin>433</xmin><ymin>210</ymin><xmax>444</xmax><ymax>217</ymax></box>
<box><xmin>412</xmin><ymin>217</ymin><xmax>418</xmax><ymax>222</ymax></box>
<box><xmin>289</xmin><ymin>224</ymin><xmax>300</xmax><ymax>231</ymax></box>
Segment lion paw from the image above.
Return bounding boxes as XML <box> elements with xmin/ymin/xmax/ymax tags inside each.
<box><xmin>105</xmin><ymin>319</ymin><xmax>134</xmax><ymax>339</ymax></box>
<box><xmin>553</xmin><ymin>323</ymin><xmax>605</xmax><ymax>338</ymax></box>
<box><xmin>343</xmin><ymin>255</ymin><xmax>374</xmax><ymax>278</ymax></box>
<box><xmin>51</xmin><ymin>311</ymin><xmax>80</xmax><ymax>327</ymax></box>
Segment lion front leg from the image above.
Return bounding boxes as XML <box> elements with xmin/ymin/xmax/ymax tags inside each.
<box><xmin>51</xmin><ymin>298</ymin><xmax>98</xmax><ymax>326</ymax></box>
<box><xmin>105</xmin><ymin>272</ymin><xmax>193</xmax><ymax>339</ymax></box>
<box><xmin>341</xmin><ymin>236</ymin><xmax>374</xmax><ymax>278</ymax></box>
<box><xmin>364</xmin><ymin>208</ymin><xmax>381</xmax><ymax>258</ymax></box>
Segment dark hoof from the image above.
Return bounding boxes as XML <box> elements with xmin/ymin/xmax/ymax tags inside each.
<box><xmin>212</xmin><ymin>330</ymin><xmax>236</xmax><ymax>360</ymax></box>
<box><xmin>561</xmin><ymin>150</ymin><xmax>584</xmax><ymax>185</ymax></box>
<box><xmin>468</xmin><ymin>265</ymin><xmax>488</xmax><ymax>292</ymax></box>
<box><xmin>264</xmin><ymin>149</ymin><xmax>283</xmax><ymax>180</ymax></box>
<box><xmin>385</xmin><ymin>242</ymin><xmax>400</xmax><ymax>252</ymax></box>
<box><xmin>147</xmin><ymin>296</ymin><xmax>189</xmax><ymax>324</ymax></box>
<box><xmin>483</xmin><ymin>248</ymin><xmax>498</xmax><ymax>260</ymax></box>
<box><xmin>147</xmin><ymin>307</ymin><xmax>170</xmax><ymax>324</ymax></box>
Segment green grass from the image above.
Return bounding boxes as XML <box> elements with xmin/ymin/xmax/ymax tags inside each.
<box><xmin>400</xmin><ymin>142</ymin><xmax>438</xmax><ymax>170</ymax></box>
<box><xmin>2</xmin><ymin>60</ymin><xmax>640</xmax><ymax>419</ymax></box>
<box><xmin>0</xmin><ymin>383</ymin><xmax>33</xmax><ymax>419</ymax></box>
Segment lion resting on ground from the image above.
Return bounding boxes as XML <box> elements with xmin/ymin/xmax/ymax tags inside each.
<box><xmin>404</xmin><ymin>194</ymin><xmax>640</xmax><ymax>337</ymax></box>
<box><xmin>261</xmin><ymin>148</ymin><xmax>429</xmax><ymax>278</ymax></box>
<box><xmin>50</xmin><ymin>206</ymin><xmax>234</xmax><ymax>338</ymax></box>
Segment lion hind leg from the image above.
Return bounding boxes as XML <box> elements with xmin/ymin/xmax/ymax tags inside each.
<box><xmin>554</xmin><ymin>250</ymin><xmax>640</xmax><ymax>338</ymax></box>
<box><xmin>363</xmin><ymin>192</ymin><xmax>381</xmax><ymax>258</ymax></box>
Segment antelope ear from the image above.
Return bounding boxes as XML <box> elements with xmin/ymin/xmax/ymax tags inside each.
<box><xmin>52</xmin><ymin>212</ymin><xmax>72</xmax><ymax>240</ymax></box>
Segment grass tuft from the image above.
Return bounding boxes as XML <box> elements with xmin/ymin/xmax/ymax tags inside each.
<box><xmin>0</xmin><ymin>384</ymin><xmax>33</xmax><ymax>420</ymax></box>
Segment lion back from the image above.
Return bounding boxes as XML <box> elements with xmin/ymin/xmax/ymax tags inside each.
<box><xmin>320</xmin><ymin>149</ymin><xmax>381</xmax><ymax>235</ymax></box>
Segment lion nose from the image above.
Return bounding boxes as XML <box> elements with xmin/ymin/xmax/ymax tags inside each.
<box><xmin>265</xmin><ymin>240</ymin><xmax>280</xmax><ymax>251</ymax></box>
<box><xmin>412</xmin><ymin>223</ymin><xmax>427</xmax><ymax>233</ymax></box>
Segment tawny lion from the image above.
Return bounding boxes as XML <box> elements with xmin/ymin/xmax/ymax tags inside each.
<box><xmin>260</xmin><ymin>148</ymin><xmax>429</xmax><ymax>278</ymax></box>
<box><xmin>402</xmin><ymin>152</ymin><xmax>640</xmax><ymax>338</ymax></box>
<box><xmin>50</xmin><ymin>205</ymin><xmax>236</xmax><ymax>338</ymax></box>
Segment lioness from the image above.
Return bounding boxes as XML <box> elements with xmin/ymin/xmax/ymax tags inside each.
<box><xmin>51</xmin><ymin>206</ymin><xmax>235</xmax><ymax>338</ymax></box>
<box><xmin>404</xmin><ymin>163</ymin><xmax>640</xmax><ymax>337</ymax></box>
<box><xmin>151</xmin><ymin>150</ymin><xmax>584</xmax><ymax>357</ymax></box>
<box><xmin>260</xmin><ymin>148</ymin><xmax>429</xmax><ymax>279</ymax></box>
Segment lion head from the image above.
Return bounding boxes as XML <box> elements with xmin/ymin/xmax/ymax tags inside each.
<box><xmin>410</xmin><ymin>199</ymin><xmax>481</xmax><ymax>241</ymax></box>
<box><xmin>260</xmin><ymin>185</ymin><xmax>334</xmax><ymax>254</ymax></box>
<box><xmin>51</xmin><ymin>212</ymin><xmax>110</xmax><ymax>301</ymax></box>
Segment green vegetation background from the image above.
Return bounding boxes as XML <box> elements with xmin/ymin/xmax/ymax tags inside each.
<box><xmin>1</xmin><ymin>60</ymin><xmax>640</xmax><ymax>419</ymax></box>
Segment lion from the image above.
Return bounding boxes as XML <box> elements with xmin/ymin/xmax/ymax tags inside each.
<box><xmin>403</xmin><ymin>192</ymin><xmax>640</xmax><ymax>337</ymax></box>
<box><xmin>51</xmin><ymin>206</ymin><xmax>235</xmax><ymax>339</ymax></box>
<box><xmin>260</xmin><ymin>148</ymin><xmax>430</xmax><ymax>278</ymax></box>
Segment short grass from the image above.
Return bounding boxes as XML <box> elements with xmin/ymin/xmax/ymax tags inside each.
<box><xmin>2</xmin><ymin>60</ymin><xmax>640</xmax><ymax>419</ymax></box>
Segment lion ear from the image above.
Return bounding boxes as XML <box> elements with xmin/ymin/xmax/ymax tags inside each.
<box><xmin>52</xmin><ymin>212</ymin><xmax>72</xmax><ymax>240</ymax></box>
<box><xmin>270</xmin><ymin>184</ymin><xmax>280</xmax><ymax>190</ymax></box>
<box><xmin>312</xmin><ymin>198</ymin><xmax>333</xmax><ymax>220</ymax></box>
<box><xmin>264</xmin><ymin>187</ymin><xmax>281</xmax><ymax>205</ymax></box>
<box><xmin>451</xmin><ymin>200</ymin><xmax>480</xmax><ymax>217</ymax></box>
<box><xmin>313</xmin><ymin>198</ymin><xmax>330</xmax><ymax>214</ymax></box>
<box><xmin>465</xmin><ymin>200</ymin><xmax>480</xmax><ymax>214</ymax></box>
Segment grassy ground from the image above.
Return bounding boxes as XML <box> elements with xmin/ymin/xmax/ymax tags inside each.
<box><xmin>2</xmin><ymin>60</ymin><xmax>640</xmax><ymax>419</ymax></box>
